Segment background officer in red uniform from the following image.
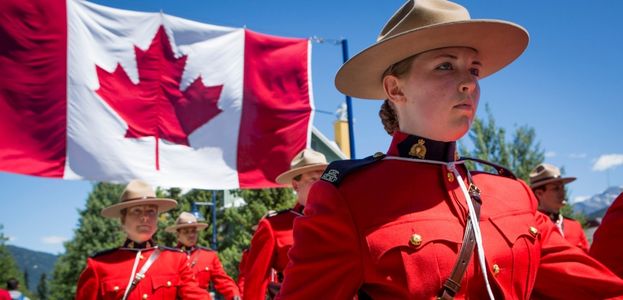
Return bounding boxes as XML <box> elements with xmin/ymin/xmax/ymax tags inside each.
<box><xmin>166</xmin><ymin>212</ymin><xmax>241</xmax><ymax>300</ymax></box>
<box><xmin>239</xmin><ymin>149</ymin><xmax>327</xmax><ymax>300</ymax></box>
<box><xmin>529</xmin><ymin>163</ymin><xmax>589</xmax><ymax>252</ymax></box>
<box><xmin>276</xmin><ymin>0</ymin><xmax>623</xmax><ymax>299</ymax></box>
<box><xmin>76</xmin><ymin>179</ymin><xmax>210</xmax><ymax>300</ymax></box>
<box><xmin>591</xmin><ymin>192</ymin><xmax>623</xmax><ymax>277</ymax></box>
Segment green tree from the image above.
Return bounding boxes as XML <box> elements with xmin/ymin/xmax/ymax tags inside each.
<box><xmin>460</xmin><ymin>103</ymin><xmax>544</xmax><ymax>182</ymax></box>
<box><xmin>23</xmin><ymin>267</ymin><xmax>29</xmax><ymax>290</ymax></box>
<box><xmin>37</xmin><ymin>273</ymin><xmax>48</xmax><ymax>300</ymax></box>
<box><xmin>0</xmin><ymin>225</ymin><xmax>30</xmax><ymax>298</ymax></box>
<box><xmin>461</xmin><ymin>104</ymin><xmax>587</xmax><ymax>223</ymax></box>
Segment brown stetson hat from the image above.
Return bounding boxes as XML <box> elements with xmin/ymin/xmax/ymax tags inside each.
<box><xmin>335</xmin><ymin>0</ymin><xmax>529</xmax><ymax>100</ymax></box>
<box><xmin>100</xmin><ymin>179</ymin><xmax>178</xmax><ymax>218</ymax></box>
<box><xmin>275</xmin><ymin>149</ymin><xmax>328</xmax><ymax>185</ymax></box>
<box><xmin>165</xmin><ymin>212</ymin><xmax>209</xmax><ymax>233</ymax></box>
<box><xmin>529</xmin><ymin>163</ymin><xmax>576</xmax><ymax>189</ymax></box>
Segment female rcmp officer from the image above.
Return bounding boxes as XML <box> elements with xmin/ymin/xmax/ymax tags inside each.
<box><xmin>276</xmin><ymin>0</ymin><xmax>623</xmax><ymax>299</ymax></box>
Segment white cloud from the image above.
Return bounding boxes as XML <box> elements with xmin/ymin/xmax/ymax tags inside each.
<box><xmin>42</xmin><ymin>236</ymin><xmax>68</xmax><ymax>245</ymax></box>
<box><xmin>569</xmin><ymin>153</ymin><xmax>587</xmax><ymax>159</ymax></box>
<box><xmin>6</xmin><ymin>236</ymin><xmax>16</xmax><ymax>242</ymax></box>
<box><xmin>571</xmin><ymin>195</ymin><xmax>590</xmax><ymax>204</ymax></box>
<box><xmin>544</xmin><ymin>151</ymin><xmax>557</xmax><ymax>158</ymax></box>
<box><xmin>593</xmin><ymin>154</ymin><xmax>623</xmax><ymax>171</ymax></box>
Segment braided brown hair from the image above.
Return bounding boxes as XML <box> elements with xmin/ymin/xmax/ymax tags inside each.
<box><xmin>378</xmin><ymin>54</ymin><xmax>418</xmax><ymax>135</ymax></box>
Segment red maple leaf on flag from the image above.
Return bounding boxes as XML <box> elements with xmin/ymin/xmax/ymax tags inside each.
<box><xmin>95</xmin><ymin>26</ymin><xmax>223</xmax><ymax>170</ymax></box>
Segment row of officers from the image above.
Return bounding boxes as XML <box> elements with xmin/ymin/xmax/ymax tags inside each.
<box><xmin>75</xmin><ymin>147</ymin><xmax>623</xmax><ymax>299</ymax></box>
<box><xmin>76</xmin><ymin>1</ymin><xmax>623</xmax><ymax>298</ymax></box>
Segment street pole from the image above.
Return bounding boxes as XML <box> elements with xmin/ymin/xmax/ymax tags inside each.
<box><xmin>310</xmin><ymin>36</ymin><xmax>357</xmax><ymax>159</ymax></box>
<box><xmin>211</xmin><ymin>191</ymin><xmax>217</xmax><ymax>250</ymax></box>
<box><xmin>340</xmin><ymin>38</ymin><xmax>356</xmax><ymax>159</ymax></box>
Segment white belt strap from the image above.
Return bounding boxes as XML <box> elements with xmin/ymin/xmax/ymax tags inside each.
<box><xmin>122</xmin><ymin>250</ymin><xmax>142</xmax><ymax>300</ymax></box>
<box><xmin>121</xmin><ymin>248</ymin><xmax>161</xmax><ymax>300</ymax></box>
<box><xmin>448</xmin><ymin>163</ymin><xmax>495</xmax><ymax>300</ymax></box>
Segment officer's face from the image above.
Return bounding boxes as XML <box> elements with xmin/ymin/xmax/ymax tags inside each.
<box><xmin>292</xmin><ymin>170</ymin><xmax>325</xmax><ymax>206</ymax></box>
<box><xmin>384</xmin><ymin>47</ymin><xmax>481</xmax><ymax>141</ymax></box>
<box><xmin>177</xmin><ymin>227</ymin><xmax>199</xmax><ymax>247</ymax></box>
<box><xmin>536</xmin><ymin>182</ymin><xmax>566</xmax><ymax>213</ymax></box>
<box><xmin>122</xmin><ymin>205</ymin><xmax>158</xmax><ymax>242</ymax></box>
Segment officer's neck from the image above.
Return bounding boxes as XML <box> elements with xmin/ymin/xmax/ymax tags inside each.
<box><xmin>387</xmin><ymin>131</ymin><xmax>457</xmax><ymax>162</ymax></box>
<box><xmin>122</xmin><ymin>238</ymin><xmax>155</xmax><ymax>249</ymax></box>
<box><xmin>177</xmin><ymin>243</ymin><xmax>197</xmax><ymax>252</ymax></box>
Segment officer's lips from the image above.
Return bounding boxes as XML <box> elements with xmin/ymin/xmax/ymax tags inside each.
<box><xmin>136</xmin><ymin>225</ymin><xmax>153</xmax><ymax>232</ymax></box>
<box><xmin>453</xmin><ymin>101</ymin><xmax>474</xmax><ymax>112</ymax></box>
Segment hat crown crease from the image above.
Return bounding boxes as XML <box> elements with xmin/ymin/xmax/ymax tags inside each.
<box><xmin>379</xmin><ymin>0</ymin><xmax>470</xmax><ymax>42</ymax></box>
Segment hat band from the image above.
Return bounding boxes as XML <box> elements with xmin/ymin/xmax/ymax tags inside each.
<box><xmin>531</xmin><ymin>175</ymin><xmax>561</xmax><ymax>185</ymax></box>
<box><xmin>123</xmin><ymin>196</ymin><xmax>157</xmax><ymax>202</ymax></box>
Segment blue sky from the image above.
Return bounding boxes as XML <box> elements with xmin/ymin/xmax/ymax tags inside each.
<box><xmin>1</xmin><ymin>0</ymin><xmax>622</xmax><ymax>254</ymax></box>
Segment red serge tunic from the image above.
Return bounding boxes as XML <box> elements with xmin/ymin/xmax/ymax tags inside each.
<box><xmin>179</xmin><ymin>245</ymin><xmax>240</xmax><ymax>299</ymax></box>
<box><xmin>76</xmin><ymin>239</ymin><xmax>211</xmax><ymax>300</ymax></box>
<box><xmin>590</xmin><ymin>192</ymin><xmax>623</xmax><ymax>278</ymax></box>
<box><xmin>276</xmin><ymin>132</ymin><xmax>623</xmax><ymax>300</ymax></box>
<box><xmin>541</xmin><ymin>213</ymin><xmax>589</xmax><ymax>252</ymax></box>
<box><xmin>240</xmin><ymin>205</ymin><xmax>303</xmax><ymax>300</ymax></box>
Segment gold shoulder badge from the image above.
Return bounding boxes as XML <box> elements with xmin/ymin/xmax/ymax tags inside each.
<box><xmin>409</xmin><ymin>139</ymin><xmax>427</xmax><ymax>159</ymax></box>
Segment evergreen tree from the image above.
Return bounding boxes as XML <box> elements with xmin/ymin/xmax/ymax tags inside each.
<box><xmin>23</xmin><ymin>267</ymin><xmax>29</xmax><ymax>290</ymax></box>
<box><xmin>37</xmin><ymin>273</ymin><xmax>48</xmax><ymax>300</ymax></box>
<box><xmin>460</xmin><ymin>103</ymin><xmax>544</xmax><ymax>182</ymax></box>
<box><xmin>0</xmin><ymin>225</ymin><xmax>29</xmax><ymax>298</ymax></box>
<box><xmin>460</xmin><ymin>104</ymin><xmax>586</xmax><ymax>222</ymax></box>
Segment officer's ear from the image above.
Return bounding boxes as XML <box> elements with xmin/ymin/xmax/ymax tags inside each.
<box><xmin>533</xmin><ymin>187</ymin><xmax>545</xmax><ymax>198</ymax></box>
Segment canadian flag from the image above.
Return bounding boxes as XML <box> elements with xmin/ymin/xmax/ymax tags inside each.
<box><xmin>0</xmin><ymin>0</ymin><xmax>314</xmax><ymax>189</ymax></box>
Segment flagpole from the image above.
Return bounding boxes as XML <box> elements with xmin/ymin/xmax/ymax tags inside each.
<box><xmin>311</xmin><ymin>36</ymin><xmax>357</xmax><ymax>159</ymax></box>
<box><xmin>211</xmin><ymin>191</ymin><xmax>218</xmax><ymax>249</ymax></box>
<box><xmin>340</xmin><ymin>38</ymin><xmax>356</xmax><ymax>159</ymax></box>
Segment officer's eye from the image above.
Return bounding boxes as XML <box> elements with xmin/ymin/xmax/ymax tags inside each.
<box><xmin>470</xmin><ymin>68</ymin><xmax>480</xmax><ymax>77</ymax></box>
<box><xmin>436</xmin><ymin>62</ymin><xmax>453</xmax><ymax>71</ymax></box>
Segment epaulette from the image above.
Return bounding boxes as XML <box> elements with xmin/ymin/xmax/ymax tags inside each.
<box><xmin>196</xmin><ymin>246</ymin><xmax>214</xmax><ymax>252</ymax></box>
<box><xmin>320</xmin><ymin>152</ymin><xmax>386</xmax><ymax>186</ymax></box>
<box><xmin>460</xmin><ymin>157</ymin><xmax>517</xmax><ymax>180</ymax></box>
<box><xmin>91</xmin><ymin>247</ymin><xmax>119</xmax><ymax>258</ymax></box>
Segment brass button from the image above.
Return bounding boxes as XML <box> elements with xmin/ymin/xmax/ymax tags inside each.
<box><xmin>447</xmin><ymin>172</ymin><xmax>455</xmax><ymax>182</ymax></box>
<box><xmin>529</xmin><ymin>226</ymin><xmax>538</xmax><ymax>237</ymax></box>
<box><xmin>205</xmin><ymin>267</ymin><xmax>209</xmax><ymax>271</ymax></box>
<box><xmin>142</xmin><ymin>294</ymin><xmax>148</xmax><ymax>299</ymax></box>
<box><xmin>373</xmin><ymin>152</ymin><xmax>384</xmax><ymax>158</ymax></box>
<box><xmin>409</xmin><ymin>234</ymin><xmax>423</xmax><ymax>247</ymax></box>
<box><xmin>166</xmin><ymin>281</ymin><xmax>171</xmax><ymax>287</ymax></box>
<box><xmin>139</xmin><ymin>254</ymin><xmax>144</xmax><ymax>260</ymax></box>
<box><xmin>113</xmin><ymin>286</ymin><xmax>119</xmax><ymax>291</ymax></box>
<box><xmin>492</xmin><ymin>264</ymin><xmax>500</xmax><ymax>275</ymax></box>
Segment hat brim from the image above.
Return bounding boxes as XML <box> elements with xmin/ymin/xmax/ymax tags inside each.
<box><xmin>275</xmin><ymin>163</ymin><xmax>328</xmax><ymax>185</ymax></box>
<box><xmin>101</xmin><ymin>198</ymin><xmax>178</xmax><ymax>219</ymax></box>
<box><xmin>335</xmin><ymin>20</ymin><xmax>529</xmax><ymax>100</ymax></box>
<box><xmin>531</xmin><ymin>177</ymin><xmax>576</xmax><ymax>189</ymax></box>
<box><xmin>165</xmin><ymin>222</ymin><xmax>209</xmax><ymax>233</ymax></box>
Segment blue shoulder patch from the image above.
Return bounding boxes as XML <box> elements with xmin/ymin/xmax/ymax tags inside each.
<box><xmin>460</xmin><ymin>157</ymin><xmax>517</xmax><ymax>179</ymax></box>
<box><xmin>320</xmin><ymin>152</ymin><xmax>386</xmax><ymax>186</ymax></box>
